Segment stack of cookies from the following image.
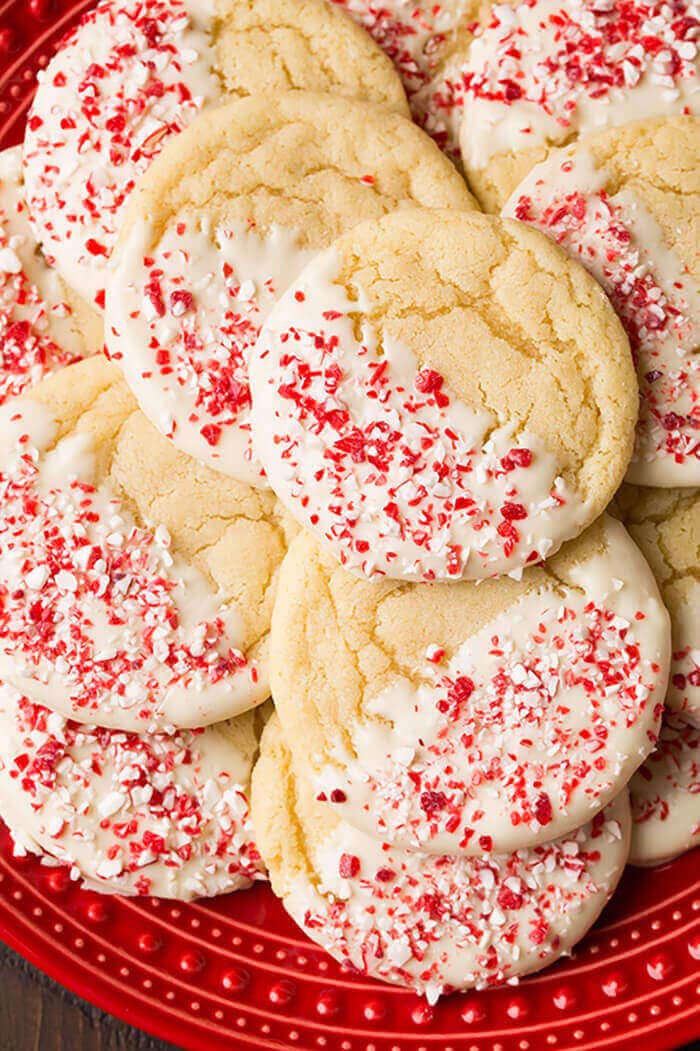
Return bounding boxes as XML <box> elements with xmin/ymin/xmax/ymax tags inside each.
<box><xmin>0</xmin><ymin>0</ymin><xmax>697</xmax><ymax>1001</ymax></box>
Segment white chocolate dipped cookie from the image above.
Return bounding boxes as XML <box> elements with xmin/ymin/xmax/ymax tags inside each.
<box><xmin>250</xmin><ymin>208</ymin><xmax>637</xmax><ymax>581</ymax></box>
<box><xmin>252</xmin><ymin>714</ymin><xmax>631</xmax><ymax>1001</ymax></box>
<box><xmin>458</xmin><ymin>0</ymin><xmax>700</xmax><ymax>211</ymax></box>
<box><xmin>0</xmin><ymin>356</ymin><xmax>296</xmax><ymax>731</ymax></box>
<box><xmin>629</xmin><ymin>714</ymin><xmax>700</xmax><ymax>866</ymax></box>
<box><xmin>613</xmin><ymin>484</ymin><xmax>699</xmax><ymax>726</ymax></box>
<box><xmin>22</xmin><ymin>0</ymin><xmax>409</xmax><ymax>311</ymax></box>
<box><xmin>269</xmin><ymin>518</ymin><xmax>669</xmax><ymax>856</ymax></box>
<box><xmin>105</xmin><ymin>93</ymin><xmax>475</xmax><ymax>486</ymax></box>
<box><xmin>0</xmin><ymin>147</ymin><xmax>101</xmax><ymax>402</ymax></box>
<box><xmin>0</xmin><ymin>682</ymin><xmax>266</xmax><ymax>899</ymax></box>
<box><xmin>504</xmin><ymin>118</ymin><xmax>700</xmax><ymax>487</ymax></box>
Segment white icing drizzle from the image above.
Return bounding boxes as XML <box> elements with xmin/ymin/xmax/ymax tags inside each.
<box><xmin>313</xmin><ymin>517</ymin><xmax>669</xmax><ymax>853</ymax></box>
<box><xmin>106</xmin><ymin>215</ymin><xmax>313</xmax><ymax>484</ymax></box>
<box><xmin>503</xmin><ymin>147</ymin><xmax>700</xmax><ymax>486</ymax></box>
<box><xmin>250</xmin><ymin>247</ymin><xmax>591</xmax><ymax>582</ymax></box>
<box><xmin>0</xmin><ymin>147</ymin><xmax>85</xmax><ymax>401</ymax></box>
<box><xmin>22</xmin><ymin>0</ymin><xmax>221</xmax><ymax>310</ymax></box>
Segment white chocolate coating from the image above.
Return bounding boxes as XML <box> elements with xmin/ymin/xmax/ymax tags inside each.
<box><xmin>504</xmin><ymin>147</ymin><xmax>700</xmax><ymax>486</ymax></box>
<box><xmin>310</xmin><ymin>516</ymin><xmax>669</xmax><ymax>853</ymax></box>
<box><xmin>460</xmin><ymin>0</ymin><xmax>700</xmax><ymax>173</ymax></box>
<box><xmin>23</xmin><ymin>0</ymin><xmax>221</xmax><ymax>310</ymax></box>
<box><xmin>106</xmin><ymin>215</ymin><xmax>312</xmax><ymax>484</ymax></box>
<box><xmin>629</xmin><ymin>713</ymin><xmax>700</xmax><ymax>866</ymax></box>
<box><xmin>0</xmin><ymin>682</ymin><xmax>265</xmax><ymax>899</ymax></box>
<box><xmin>0</xmin><ymin>396</ymin><xmax>266</xmax><ymax>730</ymax></box>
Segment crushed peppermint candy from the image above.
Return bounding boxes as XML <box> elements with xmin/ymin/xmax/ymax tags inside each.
<box><xmin>0</xmin><ymin>398</ymin><xmax>261</xmax><ymax>731</ymax></box>
<box><xmin>329</xmin><ymin>1</ymin><xmax>473</xmax><ymax>98</ymax></box>
<box><xmin>629</xmin><ymin>713</ymin><xmax>700</xmax><ymax>865</ymax></box>
<box><xmin>250</xmin><ymin>246</ymin><xmax>592</xmax><ymax>582</ymax></box>
<box><xmin>22</xmin><ymin>0</ymin><xmax>221</xmax><ymax>310</ymax></box>
<box><xmin>106</xmin><ymin>217</ymin><xmax>312</xmax><ymax>483</ymax></box>
<box><xmin>670</xmin><ymin>644</ymin><xmax>700</xmax><ymax>724</ymax></box>
<box><xmin>504</xmin><ymin>149</ymin><xmax>700</xmax><ymax>485</ymax></box>
<box><xmin>314</xmin><ymin>519</ymin><xmax>668</xmax><ymax>853</ymax></box>
<box><xmin>0</xmin><ymin>148</ymin><xmax>82</xmax><ymax>403</ymax></box>
<box><xmin>0</xmin><ymin>685</ymin><xmax>265</xmax><ymax>898</ymax></box>
<box><xmin>287</xmin><ymin>785</ymin><xmax>630</xmax><ymax>1000</ymax></box>
<box><xmin>459</xmin><ymin>0</ymin><xmax>700</xmax><ymax>174</ymax></box>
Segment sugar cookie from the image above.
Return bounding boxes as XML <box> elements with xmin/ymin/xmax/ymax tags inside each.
<box><xmin>252</xmin><ymin>714</ymin><xmax>631</xmax><ymax>1001</ymax></box>
<box><xmin>269</xmin><ymin>518</ymin><xmax>669</xmax><ymax>854</ymax></box>
<box><xmin>105</xmin><ymin>92</ymin><xmax>474</xmax><ymax>485</ymax></box>
<box><xmin>0</xmin><ymin>683</ymin><xmax>266</xmax><ymax>898</ymax></box>
<box><xmin>613</xmin><ymin>484</ymin><xmax>699</xmax><ymax>726</ymax></box>
<box><xmin>629</xmin><ymin>714</ymin><xmax>700</xmax><ymax>866</ymax></box>
<box><xmin>504</xmin><ymin>118</ymin><xmax>700</xmax><ymax>486</ymax></box>
<box><xmin>0</xmin><ymin>147</ymin><xmax>101</xmax><ymax>403</ymax></box>
<box><xmin>251</xmin><ymin>208</ymin><xmax>637</xmax><ymax>580</ymax></box>
<box><xmin>22</xmin><ymin>0</ymin><xmax>408</xmax><ymax>310</ymax></box>
<box><xmin>0</xmin><ymin>356</ymin><xmax>296</xmax><ymax>731</ymax></box>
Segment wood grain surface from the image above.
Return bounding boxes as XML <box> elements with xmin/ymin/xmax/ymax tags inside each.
<box><xmin>0</xmin><ymin>943</ymin><xmax>178</xmax><ymax>1051</ymax></box>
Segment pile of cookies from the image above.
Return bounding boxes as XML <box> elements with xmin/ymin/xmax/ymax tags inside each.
<box><xmin>0</xmin><ymin>0</ymin><xmax>697</xmax><ymax>1001</ymax></box>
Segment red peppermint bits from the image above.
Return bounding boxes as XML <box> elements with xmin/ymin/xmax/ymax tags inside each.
<box><xmin>338</xmin><ymin>853</ymin><xmax>361</xmax><ymax>878</ymax></box>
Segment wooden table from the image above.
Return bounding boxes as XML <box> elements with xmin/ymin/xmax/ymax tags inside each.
<box><xmin>0</xmin><ymin>943</ymin><xmax>177</xmax><ymax>1051</ymax></box>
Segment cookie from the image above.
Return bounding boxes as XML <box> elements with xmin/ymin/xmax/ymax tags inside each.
<box><xmin>250</xmin><ymin>207</ymin><xmax>637</xmax><ymax>581</ymax></box>
<box><xmin>22</xmin><ymin>0</ymin><xmax>409</xmax><ymax>311</ymax></box>
<box><xmin>0</xmin><ymin>147</ymin><xmax>101</xmax><ymax>403</ymax></box>
<box><xmin>252</xmin><ymin>714</ymin><xmax>631</xmax><ymax>1000</ymax></box>
<box><xmin>503</xmin><ymin>117</ymin><xmax>700</xmax><ymax>487</ymax></box>
<box><xmin>329</xmin><ymin>1</ymin><xmax>482</xmax><ymax>104</ymax></box>
<box><xmin>269</xmin><ymin>518</ymin><xmax>669</xmax><ymax>855</ymax></box>
<box><xmin>629</xmin><ymin>714</ymin><xmax>700</xmax><ymax>866</ymax></box>
<box><xmin>105</xmin><ymin>92</ymin><xmax>475</xmax><ymax>486</ymax></box>
<box><xmin>458</xmin><ymin>0</ymin><xmax>700</xmax><ymax>212</ymax></box>
<box><xmin>0</xmin><ymin>355</ymin><xmax>296</xmax><ymax>731</ymax></box>
<box><xmin>0</xmin><ymin>683</ymin><xmax>266</xmax><ymax>899</ymax></box>
<box><xmin>613</xmin><ymin>484</ymin><xmax>699</xmax><ymax>726</ymax></box>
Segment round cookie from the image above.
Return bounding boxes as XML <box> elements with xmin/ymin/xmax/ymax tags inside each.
<box><xmin>252</xmin><ymin>714</ymin><xmax>631</xmax><ymax>1000</ymax></box>
<box><xmin>613</xmin><ymin>484</ymin><xmax>699</xmax><ymax>726</ymax></box>
<box><xmin>503</xmin><ymin>117</ymin><xmax>700</xmax><ymax>487</ymax></box>
<box><xmin>0</xmin><ymin>683</ymin><xmax>266</xmax><ymax>899</ymax></box>
<box><xmin>458</xmin><ymin>0</ymin><xmax>700</xmax><ymax>212</ymax></box>
<box><xmin>0</xmin><ymin>355</ymin><xmax>296</xmax><ymax>731</ymax></box>
<box><xmin>269</xmin><ymin>517</ymin><xmax>669</xmax><ymax>855</ymax></box>
<box><xmin>0</xmin><ymin>147</ymin><xmax>101</xmax><ymax>402</ymax></box>
<box><xmin>629</xmin><ymin>714</ymin><xmax>700</xmax><ymax>866</ymax></box>
<box><xmin>105</xmin><ymin>92</ymin><xmax>475</xmax><ymax>486</ymax></box>
<box><xmin>22</xmin><ymin>0</ymin><xmax>409</xmax><ymax>311</ymax></box>
<box><xmin>250</xmin><ymin>207</ymin><xmax>637</xmax><ymax>580</ymax></box>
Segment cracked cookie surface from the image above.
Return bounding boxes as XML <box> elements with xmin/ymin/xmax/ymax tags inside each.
<box><xmin>0</xmin><ymin>356</ymin><xmax>296</xmax><ymax>731</ymax></box>
<box><xmin>105</xmin><ymin>91</ymin><xmax>475</xmax><ymax>484</ymax></box>
<box><xmin>251</xmin><ymin>207</ymin><xmax>637</xmax><ymax>580</ymax></box>
<box><xmin>267</xmin><ymin>518</ymin><xmax>669</xmax><ymax>854</ymax></box>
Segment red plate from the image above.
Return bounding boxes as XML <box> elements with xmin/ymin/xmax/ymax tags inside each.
<box><xmin>0</xmin><ymin>3</ymin><xmax>699</xmax><ymax>1048</ymax></box>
